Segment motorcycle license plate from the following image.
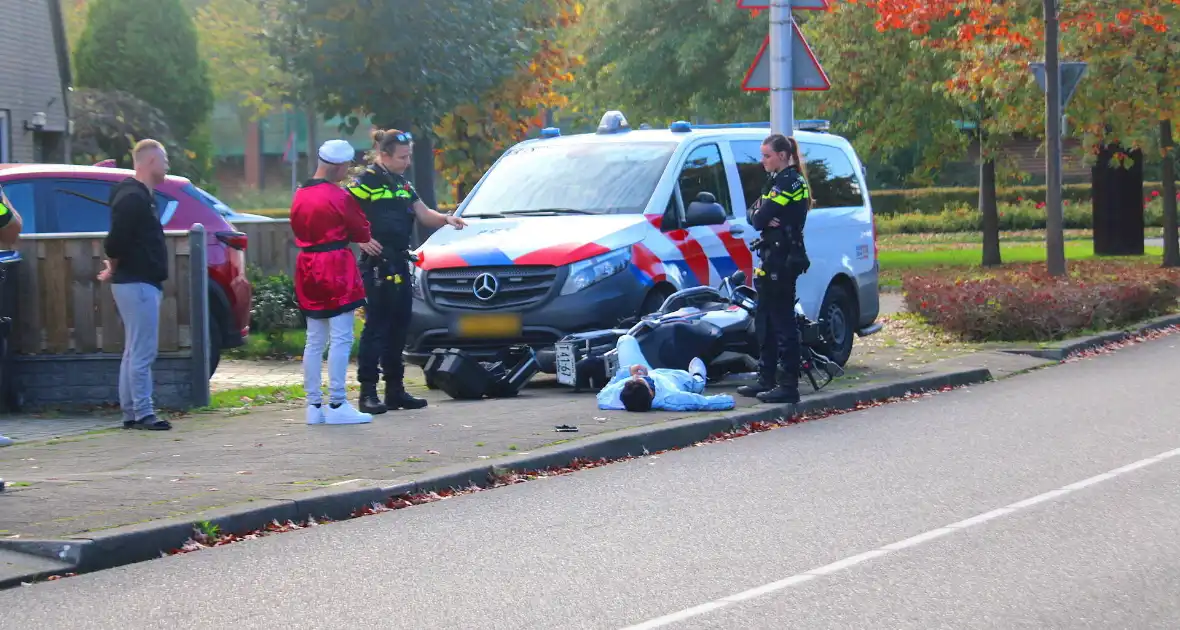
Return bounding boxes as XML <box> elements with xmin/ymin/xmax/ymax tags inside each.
<box><xmin>555</xmin><ymin>342</ymin><xmax>577</xmax><ymax>386</ymax></box>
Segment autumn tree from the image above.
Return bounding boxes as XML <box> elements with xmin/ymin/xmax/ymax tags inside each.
<box><xmin>1059</xmin><ymin>2</ymin><xmax>1180</xmax><ymax>263</ymax></box>
<box><xmin>801</xmin><ymin>2</ymin><xmax>966</xmax><ymax>187</ymax></box>
<box><xmin>193</xmin><ymin>0</ymin><xmax>288</xmax><ymax>121</ymax></box>
<box><xmin>74</xmin><ymin>0</ymin><xmax>213</xmax><ymax>141</ymax></box>
<box><xmin>433</xmin><ymin>0</ymin><xmax>585</xmax><ymax>202</ymax></box>
<box><xmin>268</xmin><ymin>0</ymin><xmax>534</xmax><ymax>207</ymax></box>
<box><xmin>857</xmin><ymin>0</ymin><xmax>1042</xmax><ymax>267</ymax></box>
<box><xmin>573</xmin><ymin>0</ymin><xmax>767</xmax><ymax>125</ymax></box>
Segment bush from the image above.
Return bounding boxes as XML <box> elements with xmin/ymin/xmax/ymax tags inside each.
<box><xmin>871</xmin><ymin>181</ymin><xmax>1169</xmax><ymax>216</ymax></box>
<box><xmin>878</xmin><ymin>190</ymin><xmax>1175</xmax><ymax>235</ymax></box>
<box><xmin>901</xmin><ymin>262</ymin><xmax>1180</xmax><ymax>342</ymax></box>
<box><xmin>247</xmin><ymin>267</ymin><xmax>303</xmax><ymax>337</ymax></box>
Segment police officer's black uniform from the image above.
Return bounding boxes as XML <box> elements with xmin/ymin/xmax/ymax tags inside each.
<box><xmin>347</xmin><ymin>163</ymin><xmax>428</xmax><ymax>413</ymax></box>
<box><xmin>737</xmin><ymin>165</ymin><xmax>811</xmax><ymax>404</ymax></box>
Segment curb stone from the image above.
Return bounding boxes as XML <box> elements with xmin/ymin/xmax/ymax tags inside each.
<box><xmin>1002</xmin><ymin>313</ymin><xmax>1180</xmax><ymax>362</ymax></box>
<box><xmin>0</xmin><ymin>366</ymin><xmax>993</xmax><ymax>589</ymax></box>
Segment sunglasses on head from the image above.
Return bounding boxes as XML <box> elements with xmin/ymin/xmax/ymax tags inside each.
<box><xmin>393</xmin><ymin>132</ymin><xmax>412</xmax><ymax>143</ymax></box>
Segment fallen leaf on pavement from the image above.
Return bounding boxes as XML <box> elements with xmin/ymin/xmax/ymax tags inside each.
<box><xmin>426</xmin><ymin>450</ymin><xmax>440</xmax><ymax>455</ymax></box>
<box><xmin>236</xmin><ymin>471</ymin><xmax>251</xmax><ymax>475</ymax></box>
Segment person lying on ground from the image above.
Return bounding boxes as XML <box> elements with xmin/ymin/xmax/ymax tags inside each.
<box><xmin>597</xmin><ymin>334</ymin><xmax>736</xmax><ymax>413</ymax></box>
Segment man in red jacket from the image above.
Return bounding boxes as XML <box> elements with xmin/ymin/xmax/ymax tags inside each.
<box><xmin>291</xmin><ymin>139</ymin><xmax>383</xmax><ymax>425</ymax></box>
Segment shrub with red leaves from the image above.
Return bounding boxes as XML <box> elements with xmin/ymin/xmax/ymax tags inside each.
<box><xmin>902</xmin><ymin>261</ymin><xmax>1180</xmax><ymax>342</ymax></box>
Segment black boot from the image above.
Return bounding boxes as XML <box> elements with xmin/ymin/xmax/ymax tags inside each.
<box><xmin>756</xmin><ymin>385</ymin><xmax>800</xmax><ymax>405</ymax></box>
<box><xmin>386</xmin><ymin>384</ymin><xmax>427</xmax><ymax>410</ymax></box>
<box><xmin>757</xmin><ymin>366</ymin><xmax>801</xmax><ymax>405</ymax></box>
<box><xmin>359</xmin><ymin>383</ymin><xmax>387</xmax><ymax>415</ymax></box>
<box><xmin>736</xmin><ymin>377</ymin><xmax>774</xmax><ymax>398</ymax></box>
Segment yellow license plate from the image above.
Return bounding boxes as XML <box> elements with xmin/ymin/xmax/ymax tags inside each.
<box><xmin>455</xmin><ymin>313</ymin><xmax>522</xmax><ymax>338</ymax></box>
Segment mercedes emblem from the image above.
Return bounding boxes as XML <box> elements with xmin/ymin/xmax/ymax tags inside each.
<box><xmin>472</xmin><ymin>272</ymin><xmax>499</xmax><ymax>301</ymax></box>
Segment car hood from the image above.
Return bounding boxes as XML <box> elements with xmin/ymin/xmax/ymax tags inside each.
<box><xmin>416</xmin><ymin>214</ymin><xmax>651</xmax><ymax>270</ymax></box>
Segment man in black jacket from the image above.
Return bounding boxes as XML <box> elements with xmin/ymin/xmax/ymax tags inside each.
<box><xmin>99</xmin><ymin>139</ymin><xmax>172</xmax><ymax>430</ymax></box>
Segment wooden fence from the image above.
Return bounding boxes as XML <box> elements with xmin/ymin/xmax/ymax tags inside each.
<box><xmin>235</xmin><ymin>219</ymin><xmax>438</xmax><ymax>279</ymax></box>
<box><xmin>237</xmin><ymin>220</ymin><xmax>299</xmax><ymax>278</ymax></box>
<box><xmin>13</xmin><ymin>231</ymin><xmax>199</xmax><ymax>356</ymax></box>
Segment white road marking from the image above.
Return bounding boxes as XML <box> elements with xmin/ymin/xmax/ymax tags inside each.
<box><xmin>618</xmin><ymin>446</ymin><xmax>1180</xmax><ymax>630</ymax></box>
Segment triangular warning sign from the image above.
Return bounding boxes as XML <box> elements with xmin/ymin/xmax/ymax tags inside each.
<box><xmin>742</xmin><ymin>26</ymin><xmax>831</xmax><ymax>92</ymax></box>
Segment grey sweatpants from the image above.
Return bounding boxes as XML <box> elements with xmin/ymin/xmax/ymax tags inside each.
<box><xmin>111</xmin><ymin>282</ymin><xmax>162</xmax><ymax>421</ymax></box>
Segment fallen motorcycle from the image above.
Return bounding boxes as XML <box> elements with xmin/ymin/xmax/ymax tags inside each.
<box><xmin>554</xmin><ymin>270</ymin><xmax>845</xmax><ymax>393</ymax></box>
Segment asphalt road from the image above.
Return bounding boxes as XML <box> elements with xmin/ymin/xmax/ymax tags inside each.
<box><xmin>3</xmin><ymin>334</ymin><xmax>1180</xmax><ymax>629</ymax></box>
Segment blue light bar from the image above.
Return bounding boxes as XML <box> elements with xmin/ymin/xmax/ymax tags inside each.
<box><xmin>669</xmin><ymin>120</ymin><xmax>692</xmax><ymax>133</ymax></box>
<box><xmin>540</xmin><ymin>127</ymin><xmax>561</xmax><ymax>138</ymax></box>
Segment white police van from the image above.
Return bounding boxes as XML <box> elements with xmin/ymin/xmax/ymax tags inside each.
<box><xmin>406</xmin><ymin>111</ymin><xmax>881</xmax><ymax>375</ymax></box>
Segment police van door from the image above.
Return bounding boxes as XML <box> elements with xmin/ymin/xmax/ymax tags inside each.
<box><xmin>671</xmin><ymin>142</ymin><xmax>753</xmax><ymax>288</ymax></box>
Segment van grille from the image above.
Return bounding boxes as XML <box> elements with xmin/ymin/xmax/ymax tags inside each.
<box><xmin>426</xmin><ymin>265</ymin><xmax>557</xmax><ymax>310</ymax></box>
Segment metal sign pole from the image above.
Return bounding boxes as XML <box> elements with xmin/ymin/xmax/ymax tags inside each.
<box><xmin>770</xmin><ymin>0</ymin><xmax>794</xmax><ymax>135</ymax></box>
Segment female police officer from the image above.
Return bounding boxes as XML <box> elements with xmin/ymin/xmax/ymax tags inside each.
<box><xmin>736</xmin><ymin>133</ymin><xmax>812</xmax><ymax>407</ymax></box>
<box><xmin>347</xmin><ymin>129</ymin><xmax>467</xmax><ymax>414</ymax></box>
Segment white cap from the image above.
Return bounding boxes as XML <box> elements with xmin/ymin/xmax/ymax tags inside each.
<box><xmin>318</xmin><ymin>139</ymin><xmax>356</xmax><ymax>165</ymax></box>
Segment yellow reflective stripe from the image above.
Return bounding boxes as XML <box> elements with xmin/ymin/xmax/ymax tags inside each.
<box><xmin>394</xmin><ymin>189</ymin><xmax>412</xmax><ymax>199</ymax></box>
<box><xmin>347</xmin><ymin>186</ymin><xmax>371</xmax><ymax>200</ymax></box>
<box><xmin>764</xmin><ymin>193</ymin><xmax>790</xmax><ymax>205</ymax></box>
<box><xmin>372</xmin><ymin>189</ymin><xmax>395</xmax><ymax>200</ymax></box>
<box><xmin>0</xmin><ymin>204</ymin><xmax>8</xmax><ymax>216</ymax></box>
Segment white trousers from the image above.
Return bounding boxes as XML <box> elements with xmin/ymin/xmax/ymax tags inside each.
<box><xmin>303</xmin><ymin>311</ymin><xmax>355</xmax><ymax>406</ymax></box>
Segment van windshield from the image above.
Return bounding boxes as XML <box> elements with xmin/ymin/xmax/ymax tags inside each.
<box><xmin>459</xmin><ymin>141</ymin><xmax>677</xmax><ymax>217</ymax></box>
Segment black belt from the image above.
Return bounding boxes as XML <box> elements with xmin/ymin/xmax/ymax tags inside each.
<box><xmin>301</xmin><ymin>240</ymin><xmax>349</xmax><ymax>253</ymax></box>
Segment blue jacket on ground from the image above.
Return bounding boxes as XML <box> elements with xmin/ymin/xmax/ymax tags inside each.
<box><xmin>596</xmin><ymin>335</ymin><xmax>736</xmax><ymax>412</ymax></box>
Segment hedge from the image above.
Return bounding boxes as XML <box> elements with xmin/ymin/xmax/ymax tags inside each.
<box><xmin>902</xmin><ymin>261</ymin><xmax>1180</xmax><ymax>342</ymax></box>
<box><xmin>870</xmin><ymin>181</ymin><xmax>1170</xmax><ymax>216</ymax></box>
<box><xmin>878</xmin><ymin>191</ymin><xmax>1175</xmax><ymax>234</ymax></box>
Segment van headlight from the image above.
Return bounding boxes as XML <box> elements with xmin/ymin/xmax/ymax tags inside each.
<box><xmin>411</xmin><ymin>267</ymin><xmax>425</xmax><ymax>300</ymax></box>
<box><xmin>560</xmin><ymin>248</ymin><xmax>631</xmax><ymax>296</ymax></box>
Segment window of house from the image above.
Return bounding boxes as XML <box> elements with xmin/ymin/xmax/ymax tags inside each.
<box><xmin>0</xmin><ymin>181</ymin><xmax>36</xmax><ymax>232</ymax></box>
<box><xmin>677</xmin><ymin>143</ymin><xmax>733</xmax><ymax>217</ymax></box>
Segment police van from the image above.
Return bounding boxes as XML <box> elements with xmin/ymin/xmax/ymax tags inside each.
<box><xmin>406</xmin><ymin>111</ymin><xmax>881</xmax><ymax>377</ymax></box>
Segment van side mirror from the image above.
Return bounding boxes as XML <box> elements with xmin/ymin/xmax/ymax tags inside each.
<box><xmin>684</xmin><ymin>192</ymin><xmax>726</xmax><ymax>227</ymax></box>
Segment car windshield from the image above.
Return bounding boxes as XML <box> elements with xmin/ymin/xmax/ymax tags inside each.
<box><xmin>183</xmin><ymin>183</ymin><xmax>235</xmax><ymax>216</ymax></box>
<box><xmin>459</xmin><ymin>141</ymin><xmax>678</xmax><ymax>217</ymax></box>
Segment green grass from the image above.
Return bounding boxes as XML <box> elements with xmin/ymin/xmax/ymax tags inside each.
<box><xmin>226</xmin><ymin>317</ymin><xmax>365</xmax><ymax>361</ymax></box>
<box><xmin>203</xmin><ymin>385</ymin><xmax>307</xmax><ymax>410</ymax></box>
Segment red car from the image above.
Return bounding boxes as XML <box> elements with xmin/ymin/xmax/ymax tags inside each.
<box><xmin>0</xmin><ymin>163</ymin><xmax>253</xmax><ymax>374</ymax></box>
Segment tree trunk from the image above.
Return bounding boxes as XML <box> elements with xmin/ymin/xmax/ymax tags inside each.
<box><xmin>1092</xmin><ymin>144</ymin><xmax>1146</xmax><ymax>256</ymax></box>
<box><xmin>980</xmin><ymin>157</ymin><xmax>1002</xmax><ymax>267</ymax></box>
<box><xmin>304</xmin><ymin>105</ymin><xmax>319</xmax><ymax>180</ymax></box>
<box><xmin>1162</xmin><ymin>120</ymin><xmax>1180</xmax><ymax>267</ymax></box>
<box><xmin>411</xmin><ymin>128</ymin><xmax>437</xmax><ymax>210</ymax></box>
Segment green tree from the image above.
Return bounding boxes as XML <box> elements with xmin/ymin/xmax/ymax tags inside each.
<box><xmin>572</xmin><ymin>0</ymin><xmax>766</xmax><ymax>124</ymax></box>
<box><xmin>433</xmin><ymin>0</ymin><xmax>585</xmax><ymax>202</ymax></box>
<box><xmin>268</xmin><ymin>0</ymin><xmax>534</xmax><ymax>205</ymax></box>
<box><xmin>73</xmin><ymin>0</ymin><xmax>214</xmax><ymax>143</ymax></box>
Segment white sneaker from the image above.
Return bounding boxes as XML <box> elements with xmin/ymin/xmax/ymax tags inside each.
<box><xmin>0</xmin><ymin>435</ymin><xmax>12</xmax><ymax>447</ymax></box>
<box><xmin>306</xmin><ymin>404</ymin><xmax>326</xmax><ymax>425</ymax></box>
<box><xmin>324</xmin><ymin>401</ymin><xmax>372</xmax><ymax>425</ymax></box>
<box><xmin>688</xmin><ymin>357</ymin><xmax>707</xmax><ymax>381</ymax></box>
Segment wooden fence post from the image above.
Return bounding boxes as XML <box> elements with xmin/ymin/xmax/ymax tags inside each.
<box><xmin>188</xmin><ymin>225</ymin><xmax>211</xmax><ymax>407</ymax></box>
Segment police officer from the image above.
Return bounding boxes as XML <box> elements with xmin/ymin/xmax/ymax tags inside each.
<box><xmin>736</xmin><ymin>133</ymin><xmax>812</xmax><ymax>407</ymax></box>
<box><xmin>347</xmin><ymin>128</ymin><xmax>467</xmax><ymax>414</ymax></box>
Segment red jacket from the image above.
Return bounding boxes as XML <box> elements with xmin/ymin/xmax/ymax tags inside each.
<box><xmin>290</xmin><ymin>180</ymin><xmax>371</xmax><ymax>318</ymax></box>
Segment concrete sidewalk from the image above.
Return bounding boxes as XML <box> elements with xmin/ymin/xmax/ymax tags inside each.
<box><xmin>0</xmin><ymin>346</ymin><xmax>1049</xmax><ymax>542</ymax></box>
